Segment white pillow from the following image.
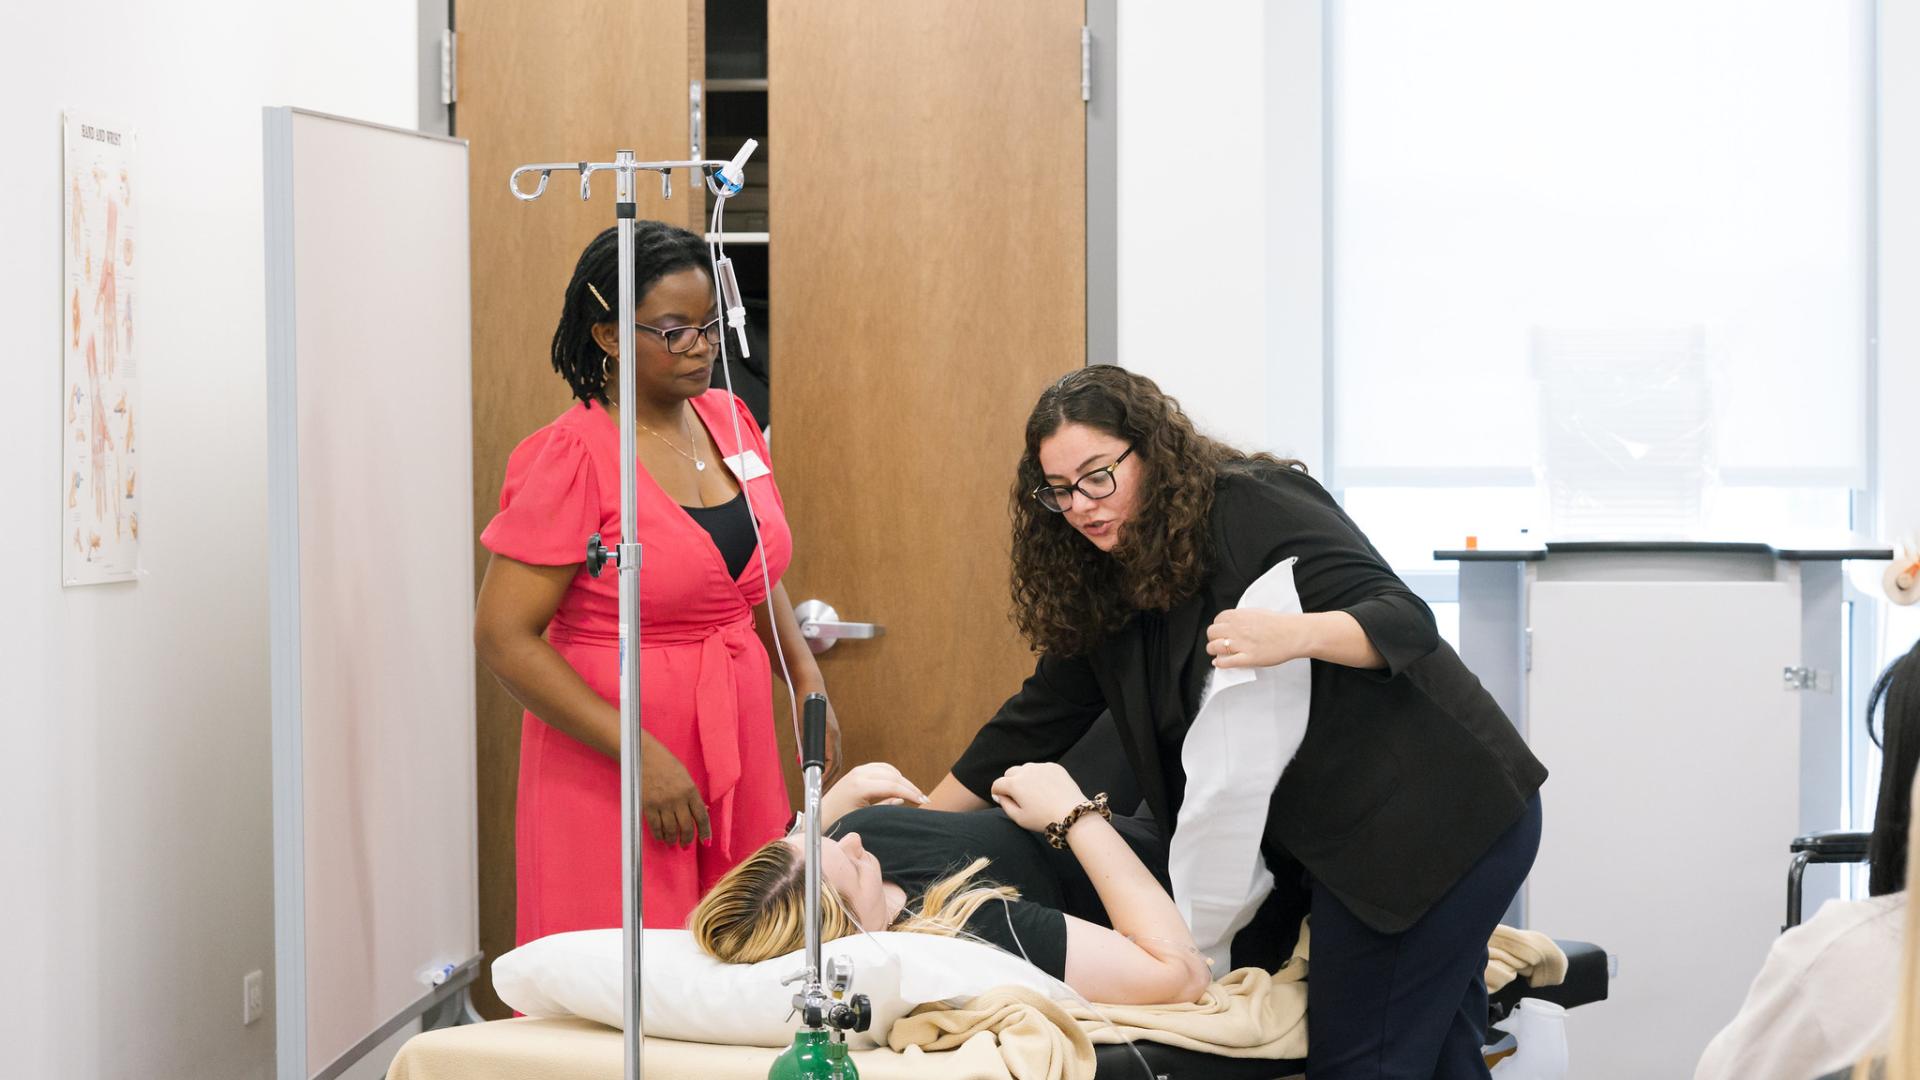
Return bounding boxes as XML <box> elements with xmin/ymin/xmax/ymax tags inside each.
<box><xmin>492</xmin><ymin>927</ymin><xmax>1067</xmax><ymax>1049</ymax></box>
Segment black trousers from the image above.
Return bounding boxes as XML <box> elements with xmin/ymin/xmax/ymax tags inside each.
<box><xmin>1306</xmin><ymin>794</ymin><xmax>1544</xmax><ymax>1079</ymax></box>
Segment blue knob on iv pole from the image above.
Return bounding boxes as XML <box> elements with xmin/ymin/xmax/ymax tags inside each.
<box><xmin>714</xmin><ymin>138</ymin><xmax>758</xmax><ymax>195</ymax></box>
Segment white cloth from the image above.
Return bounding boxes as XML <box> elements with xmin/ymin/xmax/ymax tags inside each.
<box><xmin>1167</xmin><ymin>558</ymin><xmax>1312</xmax><ymax>975</ymax></box>
<box><xmin>1694</xmin><ymin>892</ymin><xmax>1905</xmax><ymax>1080</ymax></box>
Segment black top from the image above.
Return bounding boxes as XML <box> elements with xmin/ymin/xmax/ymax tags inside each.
<box><xmin>683</xmin><ymin>491</ymin><xmax>756</xmax><ymax>579</ymax></box>
<box><xmin>828</xmin><ymin>804</ymin><xmax>1070</xmax><ymax>979</ymax></box>
<box><xmin>951</xmin><ymin>463</ymin><xmax>1550</xmax><ymax>947</ymax></box>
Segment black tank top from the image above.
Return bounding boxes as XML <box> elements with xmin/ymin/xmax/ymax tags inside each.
<box><xmin>683</xmin><ymin>490</ymin><xmax>756</xmax><ymax>580</ymax></box>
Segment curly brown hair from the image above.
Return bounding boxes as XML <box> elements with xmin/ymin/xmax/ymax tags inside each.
<box><xmin>1010</xmin><ymin>366</ymin><xmax>1302</xmax><ymax>657</ymax></box>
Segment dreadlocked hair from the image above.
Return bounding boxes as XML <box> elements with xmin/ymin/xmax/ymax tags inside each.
<box><xmin>688</xmin><ymin>841</ymin><xmax>1018</xmax><ymax>965</ymax></box>
<box><xmin>1010</xmin><ymin>365</ymin><xmax>1305</xmax><ymax>657</ymax></box>
<box><xmin>550</xmin><ymin>221</ymin><xmax>710</xmax><ymax>407</ymax></box>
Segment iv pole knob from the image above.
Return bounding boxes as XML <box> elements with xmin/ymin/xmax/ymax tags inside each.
<box><xmin>586</xmin><ymin>532</ymin><xmax>614</xmax><ymax>578</ymax></box>
<box><xmin>830</xmin><ymin>995</ymin><xmax>872</xmax><ymax>1034</ymax></box>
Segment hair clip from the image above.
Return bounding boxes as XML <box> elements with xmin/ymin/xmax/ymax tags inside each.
<box><xmin>587</xmin><ymin>282</ymin><xmax>612</xmax><ymax>312</ymax></box>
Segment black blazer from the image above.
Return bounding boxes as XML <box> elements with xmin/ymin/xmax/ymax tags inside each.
<box><xmin>951</xmin><ymin>464</ymin><xmax>1548</xmax><ymax>938</ymax></box>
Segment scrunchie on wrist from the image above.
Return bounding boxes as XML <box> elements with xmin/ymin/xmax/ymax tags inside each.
<box><xmin>1043</xmin><ymin>792</ymin><xmax>1111</xmax><ymax>849</ymax></box>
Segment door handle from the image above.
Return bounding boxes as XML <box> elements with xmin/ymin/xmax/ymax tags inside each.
<box><xmin>794</xmin><ymin>600</ymin><xmax>884</xmax><ymax>655</ymax></box>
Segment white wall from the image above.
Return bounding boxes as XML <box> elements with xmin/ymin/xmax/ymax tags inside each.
<box><xmin>1878</xmin><ymin>3</ymin><xmax>1920</xmax><ymax>659</ymax></box>
<box><xmin>0</xmin><ymin>4</ymin><xmax>415</xmax><ymax>1078</ymax></box>
<box><xmin>1115</xmin><ymin>1</ymin><xmax>1326</xmax><ymax>470</ymax></box>
<box><xmin>1263</xmin><ymin>2</ymin><xmax>1327</xmax><ymax>475</ymax></box>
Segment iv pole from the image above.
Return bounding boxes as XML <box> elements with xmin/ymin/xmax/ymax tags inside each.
<box><xmin>507</xmin><ymin>145</ymin><xmax>753</xmax><ymax>1080</ymax></box>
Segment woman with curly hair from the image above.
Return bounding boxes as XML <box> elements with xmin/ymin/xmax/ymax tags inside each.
<box><xmin>924</xmin><ymin>365</ymin><xmax>1548</xmax><ymax>1078</ymax></box>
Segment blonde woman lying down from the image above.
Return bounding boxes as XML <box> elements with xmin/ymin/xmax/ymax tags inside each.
<box><xmin>689</xmin><ymin>760</ymin><xmax>1210</xmax><ymax>1006</ymax></box>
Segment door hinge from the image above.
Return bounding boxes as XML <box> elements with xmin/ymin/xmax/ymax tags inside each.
<box><xmin>1782</xmin><ymin>666</ymin><xmax>1833</xmax><ymax>692</ymax></box>
<box><xmin>1523</xmin><ymin>628</ymin><xmax>1533</xmax><ymax>673</ymax></box>
<box><xmin>1080</xmin><ymin>26</ymin><xmax>1092</xmax><ymax>102</ymax></box>
<box><xmin>440</xmin><ymin>29</ymin><xmax>458</xmax><ymax>107</ymax></box>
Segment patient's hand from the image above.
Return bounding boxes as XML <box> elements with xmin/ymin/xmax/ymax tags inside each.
<box><xmin>819</xmin><ymin>762</ymin><xmax>928</xmax><ymax>827</ymax></box>
<box><xmin>990</xmin><ymin>762</ymin><xmax>1088</xmax><ymax>833</ymax></box>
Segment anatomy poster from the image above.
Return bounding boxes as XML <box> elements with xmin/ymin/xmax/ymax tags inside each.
<box><xmin>63</xmin><ymin>113</ymin><xmax>140</xmax><ymax>585</ymax></box>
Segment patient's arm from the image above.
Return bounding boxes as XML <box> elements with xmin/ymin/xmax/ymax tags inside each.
<box><xmin>818</xmin><ymin>763</ymin><xmax>927</xmax><ymax>827</ymax></box>
<box><xmin>1059</xmin><ymin>913</ymin><xmax>1210</xmax><ymax>1006</ymax></box>
<box><xmin>926</xmin><ymin>772</ymin><xmax>991</xmax><ymax>812</ymax></box>
<box><xmin>992</xmin><ymin>763</ymin><xmax>1210</xmax><ymax>1005</ymax></box>
<box><xmin>474</xmin><ymin>553</ymin><xmax>620</xmax><ymax>755</ymax></box>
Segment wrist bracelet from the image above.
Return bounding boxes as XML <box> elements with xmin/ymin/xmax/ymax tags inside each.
<box><xmin>1044</xmin><ymin>792</ymin><xmax>1111</xmax><ymax>849</ymax></box>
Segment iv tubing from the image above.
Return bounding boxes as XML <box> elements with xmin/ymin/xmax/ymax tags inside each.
<box><xmin>705</xmin><ymin>193</ymin><xmax>803</xmax><ymax>757</ymax></box>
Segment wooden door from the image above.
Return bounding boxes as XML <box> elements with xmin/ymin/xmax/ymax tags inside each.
<box><xmin>769</xmin><ymin>0</ymin><xmax>1088</xmax><ymax>794</ymax></box>
<box><xmin>458</xmin><ymin>0</ymin><xmax>702</xmax><ymax>1018</ymax></box>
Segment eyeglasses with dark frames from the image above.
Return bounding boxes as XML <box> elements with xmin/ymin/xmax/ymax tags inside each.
<box><xmin>1031</xmin><ymin>445</ymin><xmax>1135</xmax><ymax>513</ymax></box>
<box><xmin>635</xmin><ymin>316</ymin><xmax>723</xmax><ymax>355</ymax></box>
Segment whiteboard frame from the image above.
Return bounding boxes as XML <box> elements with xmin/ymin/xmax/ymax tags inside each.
<box><xmin>265</xmin><ymin>106</ymin><xmax>478</xmax><ymax>1080</ymax></box>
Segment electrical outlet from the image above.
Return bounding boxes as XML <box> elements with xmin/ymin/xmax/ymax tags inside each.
<box><xmin>243</xmin><ymin>970</ymin><xmax>265</xmax><ymax>1026</ymax></box>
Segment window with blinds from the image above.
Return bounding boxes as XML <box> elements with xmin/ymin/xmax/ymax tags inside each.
<box><xmin>1328</xmin><ymin>0</ymin><xmax>1872</xmax><ymax>565</ymax></box>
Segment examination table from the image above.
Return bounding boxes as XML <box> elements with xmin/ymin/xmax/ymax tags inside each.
<box><xmin>387</xmin><ymin>939</ymin><xmax>1609</xmax><ymax>1080</ymax></box>
<box><xmin>393</xmin><ymin>715</ymin><xmax>1608</xmax><ymax>1078</ymax></box>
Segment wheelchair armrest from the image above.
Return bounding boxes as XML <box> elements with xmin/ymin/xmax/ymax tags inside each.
<box><xmin>1791</xmin><ymin>831</ymin><xmax>1871</xmax><ymax>862</ymax></box>
<box><xmin>1489</xmin><ymin>939</ymin><xmax>1610</xmax><ymax>1014</ymax></box>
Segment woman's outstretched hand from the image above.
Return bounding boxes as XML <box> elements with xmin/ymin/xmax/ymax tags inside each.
<box><xmin>1206</xmin><ymin>607</ymin><xmax>1312</xmax><ymax>669</ymax></box>
<box><xmin>990</xmin><ymin>762</ymin><xmax>1089</xmax><ymax>833</ymax></box>
<box><xmin>819</xmin><ymin>762</ymin><xmax>927</xmax><ymax>827</ymax></box>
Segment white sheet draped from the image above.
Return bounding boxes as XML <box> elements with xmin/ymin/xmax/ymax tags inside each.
<box><xmin>1167</xmin><ymin>558</ymin><xmax>1312</xmax><ymax>976</ymax></box>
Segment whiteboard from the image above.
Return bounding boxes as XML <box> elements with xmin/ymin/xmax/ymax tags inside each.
<box><xmin>265</xmin><ymin>108</ymin><xmax>477</xmax><ymax>1080</ymax></box>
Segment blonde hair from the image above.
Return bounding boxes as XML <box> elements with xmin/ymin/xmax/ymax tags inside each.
<box><xmin>689</xmin><ymin>839</ymin><xmax>1019</xmax><ymax>965</ymax></box>
<box><xmin>1856</xmin><ymin>769</ymin><xmax>1920</xmax><ymax>1080</ymax></box>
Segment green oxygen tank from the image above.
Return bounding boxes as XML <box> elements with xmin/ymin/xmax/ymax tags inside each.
<box><xmin>766</xmin><ymin>1029</ymin><xmax>857</xmax><ymax>1080</ymax></box>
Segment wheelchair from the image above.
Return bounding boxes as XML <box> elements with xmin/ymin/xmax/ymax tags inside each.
<box><xmin>1786</xmin><ymin>830</ymin><xmax>1872</xmax><ymax>930</ymax></box>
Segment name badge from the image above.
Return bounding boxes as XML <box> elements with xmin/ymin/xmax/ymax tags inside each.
<box><xmin>722</xmin><ymin>449</ymin><xmax>772</xmax><ymax>483</ymax></box>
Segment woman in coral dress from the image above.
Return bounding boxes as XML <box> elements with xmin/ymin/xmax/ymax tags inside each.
<box><xmin>475</xmin><ymin>222</ymin><xmax>839</xmax><ymax>940</ymax></box>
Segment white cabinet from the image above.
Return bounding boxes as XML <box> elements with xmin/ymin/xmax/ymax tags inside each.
<box><xmin>1447</xmin><ymin>542</ymin><xmax>1884</xmax><ymax>1078</ymax></box>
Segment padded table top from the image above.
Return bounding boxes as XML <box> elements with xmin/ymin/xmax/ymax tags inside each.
<box><xmin>387</xmin><ymin>1017</ymin><xmax>1013</xmax><ymax>1080</ymax></box>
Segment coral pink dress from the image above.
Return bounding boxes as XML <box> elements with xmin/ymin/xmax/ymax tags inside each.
<box><xmin>481</xmin><ymin>390</ymin><xmax>793</xmax><ymax>941</ymax></box>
